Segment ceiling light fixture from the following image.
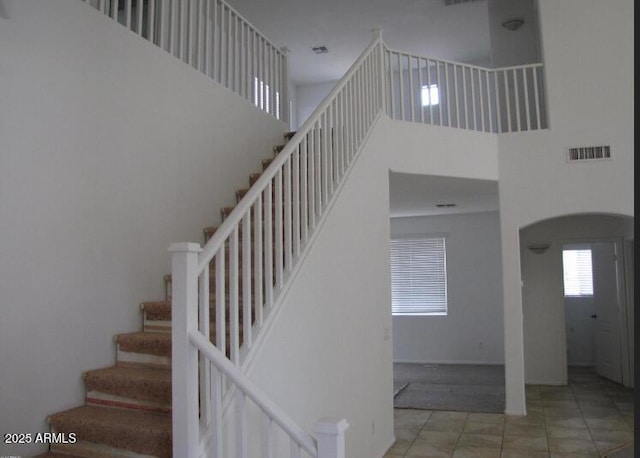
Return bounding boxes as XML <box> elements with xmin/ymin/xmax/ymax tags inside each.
<box><xmin>502</xmin><ymin>17</ymin><xmax>525</xmax><ymax>31</ymax></box>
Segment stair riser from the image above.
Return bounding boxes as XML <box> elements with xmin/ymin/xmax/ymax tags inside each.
<box><xmin>86</xmin><ymin>391</ymin><xmax>171</xmax><ymax>415</ymax></box>
<box><xmin>117</xmin><ymin>348</ymin><xmax>170</xmax><ymax>369</ymax></box>
<box><xmin>51</xmin><ymin>439</ymin><xmax>158</xmax><ymax>458</ymax></box>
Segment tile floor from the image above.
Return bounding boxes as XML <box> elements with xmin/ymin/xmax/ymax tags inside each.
<box><xmin>385</xmin><ymin>367</ymin><xmax>634</xmax><ymax>458</ymax></box>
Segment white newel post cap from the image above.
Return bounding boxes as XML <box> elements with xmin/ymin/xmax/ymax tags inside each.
<box><xmin>169</xmin><ymin>242</ymin><xmax>202</xmax><ymax>254</ymax></box>
<box><xmin>315</xmin><ymin>418</ymin><xmax>348</xmax><ymax>458</ymax></box>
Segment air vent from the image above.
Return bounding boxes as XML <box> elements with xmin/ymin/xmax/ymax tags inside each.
<box><xmin>312</xmin><ymin>46</ymin><xmax>329</xmax><ymax>54</ymax></box>
<box><xmin>443</xmin><ymin>0</ymin><xmax>484</xmax><ymax>6</ymax></box>
<box><xmin>567</xmin><ymin>145</ymin><xmax>611</xmax><ymax>162</ymax></box>
<box><xmin>436</xmin><ymin>203</ymin><xmax>457</xmax><ymax>208</ymax></box>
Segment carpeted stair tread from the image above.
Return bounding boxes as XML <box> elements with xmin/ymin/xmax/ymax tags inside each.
<box><xmin>141</xmin><ymin>301</ymin><xmax>172</xmax><ymax>321</ymax></box>
<box><xmin>116</xmin><ymin>332</ymin><xmax>171</xmax><ymax>357</ymax></box>
<box><xmin>48</xmin><ymin>406</ymin><xmax>171</xmax><ymax>458</ymax></box>
<box><xmin>84</xmin><ymin>366</ymin><xmax>171</xmax><ymax>405</ymax></box>
<box><xmin>33</xmin><ymin>453</ymin><xmax>73</xmax><ymax>457</ymax></box>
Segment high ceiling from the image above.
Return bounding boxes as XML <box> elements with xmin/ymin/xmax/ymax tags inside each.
<box><xmin>226</xmin><ymin>0</ymin><xmax>493</xmax><ymax>86</ymax></box>
<box><xmin>225</xmin><ymin>0</ymin><xmax>509</xmax><ymax>217</ymax></box>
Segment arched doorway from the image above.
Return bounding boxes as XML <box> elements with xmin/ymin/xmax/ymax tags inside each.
<box><xmin>519</xmin><ymin>213</ymin><xmax>634</xmax><ymax>387</ymax></box>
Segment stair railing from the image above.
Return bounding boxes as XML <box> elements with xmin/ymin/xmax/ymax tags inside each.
<box><xmin>81</xmin><ymin>0</ymin><xmax>288</xmax><ymax>123</ymax></box>
<box><xmin>171</xmin><ymin>34</ymin><xmax>384</xmax><ymax>457</ymax></box>
<box><xmin>384</xmin><ymin>47</ymin><xmax>547</xmax><ymax>132</ymax></box>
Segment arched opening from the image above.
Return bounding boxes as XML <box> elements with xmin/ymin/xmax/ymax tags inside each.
<box><xmin>519</xmin><ymin>213</ymin><xmax>633</xmax><ymax>388</ymax></box>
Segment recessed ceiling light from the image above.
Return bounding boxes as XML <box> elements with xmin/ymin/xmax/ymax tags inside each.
<box><xmin>312</xmin><ymin>46</ymin><xmax>329</xmax><ymax>54</ymax></box>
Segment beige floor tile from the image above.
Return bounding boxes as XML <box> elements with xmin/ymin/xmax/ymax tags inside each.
<box><xmin>614</xmin><ymin>401</ymin><xmax>634</xmax><ymax>412</ymax></box>
<box><xmin>525</xmin><ymin>400</ymin><xmax>544</xmax><ymax>409</ymax></box>
<box><xmin>405</xmin><ymin>439</ymin><xmax>456</xmax><ymax>457</ymax></box>
<box><xmin>544</xmin><ymin>416</ymin><xmax>587</xmax><ymax>429</ymax></box>
<box><xmin>505</xmin><ymin>413</ymin><xmax>546</xmax><ymax>426</ymax></box>
<box><xmin>541</xmin><ymin>400</ymin><xmax>579</xmax><ymax>409</ymax></box>
<box><xmin>463</xmin><ymin>421</ymin><xmax>504</xmax><ymax>435</ymax></box>
<box><xmin>386</xmin><ymin>438</ymin><xmax>415</xmax><ymax>455</ymax></box>
<box><xmin>502</xmin><ymin>435</ymin><xmax>548</xmax><ymax>452</ymax></box>
<box><xmin>542</xmin><ymin>407</ymin><xmax>582</xmax><ymax>418</ymax></box>
<box><xmin>452</xmin><ymin>446</ymin><xmax>501</xmax><ymax>458</ymax></box>
<box><xmin>547</xmin><ymin>437</ymin><xmax>599</xmax><ymax>454</ymax></box>
<box><xmin>587</xmin><ymin>428</ymin><xmax>633</xmax><ymax>442</ymax></box>
<box><xmin>503</xmin><ymin>422</ymin><xmax>546</xmax><ymax>438</ymax></box>
<box><xmin>467</xmin><ymin>413</ymin><xmax>506</xmax><ymax>424</ymax></box>
<box><xmin>395</xmin><ymin>427</ymin><xmax>424</xmax><ymax>440</ymax></box>
<box><xmin>549</xmin><ymin>452</ymin><xmax>599</xmax><ymax>457</ymax></box>
<box><xmin>500</xmin><ymin>450</ymin><xmax>550</xmax><ymax>458</ymax></box>
<box><xmin>430</xmin><ymin>411</ymin><xmax>469</xmax><ymax>421</ymax></box>
<box><xmin>457</xmin><ymin>433</ymin><xmax>503</xmax><ymax>448</ymax></box>
<box><xmin>544</xmin><ymin>426</ymin><xmax>591</xmax><ymax>440</ymax></box>
<box><xmin>396</xmin><ymin>408</ymin><xmax>434</xmax><ymax>422</ymax></box>
<box><xmin>424</xmin><ymin>419</ymin><xmax>466</xmax><ymax>432</ymax></box>
<box><xmin>418</xmin><ymin>430</ymin><xmax>461</xmax><ymax>445</ymax></box>
<box><xmin>384</xmin><ymin>453</ymin><xmax>406</xmax><ymax>458</ymax></box>
<box><xmin>584</xmin><ymin>416</ymin><xmax>630</xmax><ymax>431</ymax></box>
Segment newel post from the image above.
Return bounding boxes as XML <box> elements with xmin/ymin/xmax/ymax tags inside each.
<box><xmin>315</xmin><ymin>419</ymin><xmax>349</xmax><ymax>458</ymax></box>
<box><xmin>170</xmin><ymin>242</ymin><xmax>202</xmax><ymax>458</ymax></box>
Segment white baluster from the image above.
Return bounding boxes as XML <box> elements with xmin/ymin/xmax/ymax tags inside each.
<box><xmin>253</xmin><ymin>198</ymin><xmax>263</xmax><ymax>326</ymax></box>
<box><xmin>229</xmin><ymin>227</ymin><xmax>240</xmax><ymax>364</ymax></box>
<box><xmin>242</xmin><ymin>214</ymin><xmax>252</xmax><ymax>349</ymax></box>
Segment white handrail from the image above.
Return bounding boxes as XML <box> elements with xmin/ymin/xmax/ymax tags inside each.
<box><xmin>197</xmin><ymin>36</ymin><xmax>383</xmax><ymax>272</ymax></box>
<box><xmin>190</xmin><ymin>330</ymin><xmax>318</xmax><ymax>456</ymax></box>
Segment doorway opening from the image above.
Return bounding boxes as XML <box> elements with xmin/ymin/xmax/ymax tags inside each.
<box><xmin>520</xmin><ymin>213</ymin><xmax>634</xmax><ymax>389</ymax></box>
<box><xmin>563</xmin><ymin>240</ymin><xmax>629</xmax><ymax>385</ymax></box>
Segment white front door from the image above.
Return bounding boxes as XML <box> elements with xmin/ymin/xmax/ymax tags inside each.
<box><xmin>591</xmin><ymin>242</ymin><xmax>622</xmax><ymax>384</ymax></box>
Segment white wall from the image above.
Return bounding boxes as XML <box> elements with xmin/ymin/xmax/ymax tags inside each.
<box><xmin>519</xmin><ymin>215</ymin><xmax>634</xmax><ymax>386</ymax></box>
<box><xmin>497</xmin><ymin>0</ymin><xmax>634</xmax><ymax>414</ymax></box>
<box><xmin>0</xmin><ymin>1</ymin><xmax>285</xmax><ymax>456</ymax></box>
<box><xmin>488</xmin><ymin>0</ymin><xmax>541</xmax><ymax>67</ymax></box>
<box><xmin>391</xmin><ymin>211</ymin><xmax>504</xmax><ymax>364</ymax></box>
<box><xmin>294</xmin><ymin>81</ymin><xmax>337</xmax><ymax>129</ymax></box>
<box><xmin>246</xmin><ymin>117</ymin><xmax>395</xmax><ymax>458</ymax></box>
<box><xmin>244</xmin><ymin>116</ymin><xmax>501</xmax><ymax>457</ymax></box>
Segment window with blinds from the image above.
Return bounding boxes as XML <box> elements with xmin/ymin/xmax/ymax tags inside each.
<box><xmin>390</xmin><ymin>236</ymin><xmax>448</xmax><ymax>315</ymax></box>
<box><xmin>562</xmin><ymin>248</ymin><xmax>594</xmax><ymax>296</ymax></box>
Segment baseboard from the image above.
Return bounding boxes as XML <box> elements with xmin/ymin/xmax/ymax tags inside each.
<box><xmin>393</xmin><ymin>359</ymin><xmax>505</xmax><ymax>366</ymax></box>
<box><xmin>525</xmin><ymin>379</ymin><xmax>565</xmax><ymax>386</ymax></box>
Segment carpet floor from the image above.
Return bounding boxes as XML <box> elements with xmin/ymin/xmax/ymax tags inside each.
<box><xmin>393</xmin><ymin>363</ymin><xmax>505</xmax><ymax>413</ymax></box>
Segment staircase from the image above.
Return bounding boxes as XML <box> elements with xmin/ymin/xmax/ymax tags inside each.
<box><xmin>35</xmin><ymin>132</ymin><xmax>295</xmax><ymax>458</ymax></box>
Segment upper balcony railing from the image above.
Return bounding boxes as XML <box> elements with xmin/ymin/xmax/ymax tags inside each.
<box><xmin>384</xmin><ymin>47</ymin><xmax>547</xmax><ymax>133</ymax></box>
<box><xmin>81</xmin><ymin>0</ymin><xmax>289</xmax><ymax>123</ymax></box>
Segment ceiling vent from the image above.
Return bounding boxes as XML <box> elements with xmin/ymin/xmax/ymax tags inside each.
<box><xmin>567</xmin><ymin>145</ymin><xmax>611</xmax><ymax>162</ymax></box>
<box><xmin>443</xmin><ymin>0</ymin><xmax>484</xmax><ymax>6</ymax></box>
<box><xmin>312</xmin><ymin>46</ymin><xmax>329</xmax><ymax>54</ymax></box>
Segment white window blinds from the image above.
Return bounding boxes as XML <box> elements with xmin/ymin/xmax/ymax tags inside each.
<box><xmin>390</xmin><ymin>236</ymin><xmax>448</xmax><ymax>315</ymax></box>
<box><xmin>562</xmin><ymin>248</ymin><xmax>594</xmax><ymax>296</ymax></box>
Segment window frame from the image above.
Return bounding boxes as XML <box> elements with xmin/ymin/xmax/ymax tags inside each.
<box><xmin>390</xmin><ymin>234</ymin><xmax>448</xmax><ymax>316</ymax></box>
<box><xmin>562</xmin><ymin>245</ymin><xmax>594</xmax><ymax>297</ymax></box>
<box><xmin>421</xmin><ymin>83</ymin><xmax>440</xmax><ymax>107</ymax></box>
